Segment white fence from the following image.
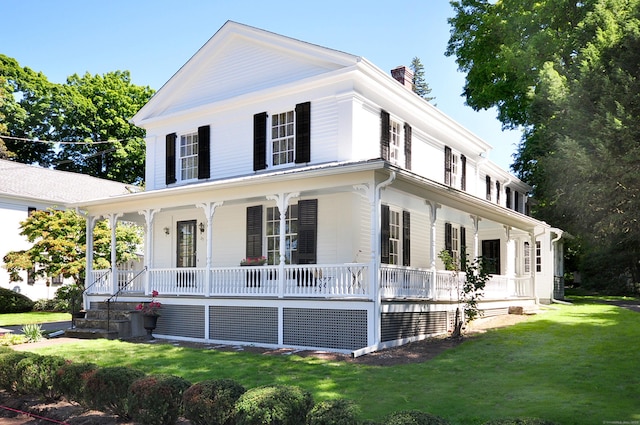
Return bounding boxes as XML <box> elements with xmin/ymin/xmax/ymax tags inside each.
<box><xmin>86</xmin><ymin>264</ymin><xmax>533</xmax><ymax>300</ymax></box>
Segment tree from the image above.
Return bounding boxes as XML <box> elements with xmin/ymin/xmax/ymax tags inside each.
<box><xmin>52</xmin><ymin>71</ymin><xmax>154</xmax><ymax>184</ymax></box>
<box><xmin>2</xmin><ymin>208</ymin><xmax>142</xmax><ymax>286</ymax></box>
<box><xmin>409</xmin><ymin>57</ymin><xmax>435</xmax><ymax>102</ymax></box>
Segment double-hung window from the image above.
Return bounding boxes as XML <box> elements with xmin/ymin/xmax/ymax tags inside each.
<box><xmin>381</xmin><ymin>205</ymin><xmax>410</xmax><ymax>266</ymax></box>
<box><xmin>180</xmin><ymin>133</ymin><xmax>199</xmax><ymax>181</ymax></box>
<box><xmin>266</xmin><ymin>204</ymin><xmax>298</xmax><ymax>265</ymax></box>
<box><xmin>389</xmin><ymin>120</ymin><xmax>402</xmax><ymax>166</ymax></box>
<box><xmin>271</xmin><ymin>111</ymin><xmax>295</xmax><ymax>166</ymax></box>
<box><xmin>444</xmin><ymin>146</ymin><xmax>466</xmax><ymax>190</ymax></box>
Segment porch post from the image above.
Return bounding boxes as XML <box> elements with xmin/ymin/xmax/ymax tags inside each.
<box><xmin>425</xmin><ymin>201</ymin><xmax>440</xmax><ymax>299</ymax></box>
<box><xmin>107</xmin><ymin>213</ymin><xmax>122</xmax><ymax>294</ymax></box>
<box><xmin>138</xmin><ymin>209</ymin><xmax>159</xmax><ymax>295</ymax></box>
<box><xmin>470</xmin><ymin>215</ymin><xmax>480</xmax><ymax>260</ymax></box>
<box><xmin>84</xmin><ymin>214</ymin><xmax>97</xmax><ymax>307</ymax></box>
<box><xmin>266</xmin><ymin>192</ymin><xmax>299</xmax><ymax>299</ymax></box>
<box><xmin>504</xmin><ymin>226</ymin><xmax>516</xmax><ymax>296</ymax></box>
<box><xmin>196</xmin><ymin>201</ymin><xmax>223</xmax><ymax>296</ymax></box>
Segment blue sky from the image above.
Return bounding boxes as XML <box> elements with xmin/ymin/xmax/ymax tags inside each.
<box><xmin>1</xmin><ymin>0</ymin><xmax>522</xmax><ymax>171</ymax></box>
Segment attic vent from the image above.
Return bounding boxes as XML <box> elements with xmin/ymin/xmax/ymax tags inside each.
<box><xmin>391</xmin><ymin>66</ymin><xmax>413</xmax><ymax>90</ymax></box>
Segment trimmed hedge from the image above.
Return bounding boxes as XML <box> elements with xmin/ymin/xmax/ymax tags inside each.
<box><xmin>183</xmin><ymin>378</ymin><xmax>246</xmax><ymax>425</ymax></box>
<box><xmin>83</xmin><ymin>366</ymin><xmax>145</xmax><ymax>417</ymax></box>
<box><xmin>481</xmin><ymin>420</ymin><xmax>559</xmax><ymax>425</ymax></box>
<box><xmin>0</xmin><ymin>350</ymin><xmax>36</xmax><ymax>391</ymax></box>
<box><xmin>235</xmin><ymin>384</ymin><xmax>314</xmax><ymax>425</ymax></box>
<box><xmin>382</xmin><ymin>410</ymin><xmax>450</xmax><ymax>425</ymax></box>
<box><xmin>53</xmin><ymin>360</ymin><xmax>98</xmax><ymax>402</ymax></box>
<box><xmin>0</xmin><ymin>287</ymin><xmax>34</xmax><ymax>313</ymax></box>
<box><xmin>307</xmin><ymin>398</ymin><xmax>362</xmax><ymax>425</ymax></box>
<box><xmin>127</xmin><ymin>374</ymin><xmax>192</xmax><ymax>425</ymax></box>
<box><xmin>15</xmin><ymin>354</ymin><xmax>67</xmax><ymax>399</ymax></box>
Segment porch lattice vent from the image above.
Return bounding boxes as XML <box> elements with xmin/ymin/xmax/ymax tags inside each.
<box><xmin>156</xmin><ymin>305</ymin><xmax>205</xmax><ymax>339</ymax></box>
<box><xmin>381</xmin><ymin>311</ymin><xmax>448</xmax><ymax>342</ymax></box>
<box><xmin>283</xmin><ymin>308</ymin><xmax>367</xmax><ymax>350</ymax></box>
<box><xmin>210</xmin><ymin>306</ymin><xmax>278</xmax><ymax>344</ymax></box>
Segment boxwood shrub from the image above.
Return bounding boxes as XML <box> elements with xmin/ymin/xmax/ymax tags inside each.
<box><xmin>127</xmin><ymin>374</ymin><xmax>192</xmax><ymax>425</ymax></box>
<box><xmin>183</xmin><ymin>378</ymin><xmax>246</xmax><ymax>425</ymax></box>
<box><xmin>382</xmin><ymin>410</ymin><xmax>450</xmax><ymax>425</ymax></box>
<box><xmin>0</xmin><ymin>287</ymin><xmax>35</xmax><ymax>313</ymax></box>
<box><xmin>53</xmin><ymin>360</ymin><xmax>98</xmax><ymax>402</ymax></box>
<box><xmin>234</xmin><ymin>384</ymin><xmax>314</xmax><ymax>425</ymax></box>
<box><xmin>307</xmin><ymin>398</ymin><xmax>362</xmax><ymax>425</ymax></box>
<box><xmin>0</xmin><ymin>350</ymin><xmax>37</xmax><ymax>391</ymax></box>
<box><xmin>481</xmin><ymin>419</ymin><xmax>559</xmax><ymax>425</ymax></box>
<box><xmin>15</xmin><ymin>354</ymin><xmax>67</xmax><ymax>399</ymax></box>
<box><xmin>83</xmin><ymin>366</ymin><xmax>145</xmax><ymax>418</ymax></box>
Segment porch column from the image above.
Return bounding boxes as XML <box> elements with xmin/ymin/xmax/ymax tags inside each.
<box><xmin>84</xmin><ymin>214</ymin><xmax>97</xmax><ymax>307</ymax></box>
<box><xmin>504</xmin><ymin>226</ymin><xmax>516</xmax><ymax>296</ymax></box>
<box><xmin>266</xmin><ymin>192</ymin><xmax>299</xmax><ymax>299</ymax></box>
<box><xmin>107</xmin><ymin>213</ymin><xmax>122</xmax><ymax>294</ymax></box>
<box><xmin>138</xmin><ymin>209</ymin><xmax>159</xmax><ymax>294</ymax></box>
<box><xmin>196</xmin><ymin>201</ymin><xmax>223</xmax><ymax>296</ymax></box>
<box><xmin>470</xmin><ymin>215</ymin><xmax>480</xmax><ymax>260</ymax></box>
<box><xmin>425</xmin><ymin>201</ymin><xmax>440</xmax><ymax>299</ymax></box>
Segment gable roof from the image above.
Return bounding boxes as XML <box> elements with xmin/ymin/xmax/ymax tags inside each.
<box><xmin>132</xmin><ymin>21</ymin><xmax>360</xmax><ymax>125</ymax></box>
<box><xmin>0</xmin><ymin>159</ymin><xmax>137</xmax><ymax>205</ymax></box>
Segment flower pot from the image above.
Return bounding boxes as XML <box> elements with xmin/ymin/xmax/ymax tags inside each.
<box><xmin>143</xmin><ymin>314</ymin><xmax>159</xmax><ymax>339</ymax></box>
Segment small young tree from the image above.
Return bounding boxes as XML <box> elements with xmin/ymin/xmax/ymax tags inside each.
<box><xmin>3</xmin><ymin>208</ymin><xmax>141</xmax><ymax>290</ymax></box>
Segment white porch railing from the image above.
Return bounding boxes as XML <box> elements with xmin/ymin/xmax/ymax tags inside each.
<box><xmin>86</xmin><ymin>264</ymin><xmax>533</xmax><ymax>300</ymax></box>
<box><xmin>379</xmin><ymin>265</ymin><xmax>433</xmax><ymax>298</ymax></box>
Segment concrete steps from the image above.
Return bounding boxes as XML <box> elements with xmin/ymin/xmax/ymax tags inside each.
<box><xmin>65</xmin><ymin>301</ymin><xmax>147</xmax><ymax>340</ymax></box>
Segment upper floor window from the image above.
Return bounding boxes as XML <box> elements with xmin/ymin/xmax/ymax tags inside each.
<box><xmin>445</xmin><ymin>146</ymin><xmax>466</xmax><ymax>190</ymax></box>
<box><xmin>381</xmin><ymin>110</ymin><xmax>412</xmax><ymax>170</ymax></box>
<box><xmin>389</xmin><ymin>120</ymin><xmax>402</xmax><ymax>166</ymax></box>
<box><xmin>485</xmin><ymin>175</ymin><xmax>492</xmax><ymax>201</ymax></box>
<box><xmin>165</xmin><ymin>125</ymin><xmax>210</xmax><ymax>185</ymax></box>
<box><xmin>180</xmin><ymin>133</ymin><xmax>199</xmax><ymax>181</ymax></box>
<box><xmin>254</xmin><ymin>102</ymin><xmax>311</xmax><ymax>172</ymax></box>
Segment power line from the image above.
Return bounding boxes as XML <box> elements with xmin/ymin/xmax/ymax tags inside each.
<box><xmin>0</xmin><ymin>135</ymin><xmax>125</xmax><ymax>145</ymax></box>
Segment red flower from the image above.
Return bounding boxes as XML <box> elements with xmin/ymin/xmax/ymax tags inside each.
<box><xmin>136</xmin><ymin>290</ymin><xmax>162</xmax><ymax>316</ymax></box>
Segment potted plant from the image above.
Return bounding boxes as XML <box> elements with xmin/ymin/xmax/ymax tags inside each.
<box><xmin>240</xmin><ymin>256</ymin><xmax>267</xmax><ymax>266</ymax></box>
<box><xmin>136</xmin><ymin>290</ymin><xmax>162</xmax><ymax>338</ymax></box>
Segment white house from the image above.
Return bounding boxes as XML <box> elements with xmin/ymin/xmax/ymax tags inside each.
<box><xmin>0</xmin><ymin>159</ymin><xmax>135</xmax><ymax>301</ymax></box>
<box><xmin>72</xmin><ymin>21</ymin><xmax>564</xmax><ymax>354</ymax></box>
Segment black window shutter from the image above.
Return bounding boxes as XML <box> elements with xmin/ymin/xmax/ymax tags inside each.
<box><xmin>295</xmin><ymin>102</ymin><xmax>311</xmax><ymax>164</ymax></box>
<box><xmin>445</xmin><ymin>222</ymin><xmax>453</xmax><ymax>254</ymax></box>
<box><xmin>486</xmin><ymin>175</ymin><xmax>492</xmax><ymax>201</ymax></box>
<box><xmin>460</xmin><ymin>226</ymin><xmax>467</xmax><ymax>263</ymax></box>
<box><xmin>197</xmin><ymin>125</ymin><xmax>210</xmax><ymax>179</ymax></box>
<box><xmin>495</xmin><ymin>181</ymin><xmax>501</xmax><ymax>204</ymax></box>
<box><xmin>461</xmin><ymin>154</ymin><xmax>467</xmax><ymax>191</ymax></box>
<box><xmin>165</xmin><ymin>133</ymin><xmax>176</xmax><ymax>185</ymax></box>
<box><xmin>381</xmin><ymin>204</ymin><xmax>390</xmax><ymax>264</ymax></box>
<box><xmin>506</xmin><ymin>187</ymin><xmax>512</xmax><ymax>209</ymax></box>
<box><xmin>380</xmin><ymin>110</ymin><xmax>390</xmax><ymax>160</ymax></box>
<box><xmin>404</xmin><ymin>123</ymin><xmax>412</xmax><ymax>170</ymax></box>
<box><xmin>515</xmin><ymin>191</ymin><xmax>521</xmax><ymax>212</ymax></box>
<box><xmin>444</xmin><ymin>146</ymin><xmax>452</xmax><ymax>186</ymax></box>
<box><xmin>297</xmin><ymin>199</ymin><xmax>318</xmax><ymax>264</ymax></box>
<box><xmin>246</xmin><ymin>206</ymin><xmax>263</xmax><ymax>259</ymax></box>
<box><xmin>253</xmin><ymin>112</ymin><xmax>267</xmax><ymax>171</ymax></box>
<box><xmin>402</xmin><ymin>210</ymin><xmax>411</xmax><ymax>267</ymax></box>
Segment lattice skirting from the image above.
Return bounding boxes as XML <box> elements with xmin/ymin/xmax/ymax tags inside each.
<box><xmin>283</xmin><ymin>308</ymin><xmax>368</xmax><ymax>350</ymax></box>
<box><xmin>381</xmin><ymin>310</ymin><xmax>449</xmax><ymax>342</ymax></box>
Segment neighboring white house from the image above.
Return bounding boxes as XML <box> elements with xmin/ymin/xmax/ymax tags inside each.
<box><xmin>0</xmin><ymin>159</ymin><xmax>135</xmax><ymax>301</ymax></box>
<box><xmin>72</xmin><ymin>21</ymin><xmax>565</xmax><ymax>354</ymax></box>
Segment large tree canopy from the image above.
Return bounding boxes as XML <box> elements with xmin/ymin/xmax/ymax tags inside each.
<box><xmin>447</xmin><ymin>0</ymin><xmax>640</xmax><ymax>290</ymax></box>
<box><xmin>0</xmin><ymin>56</ymin><xmax>154</xmax><ymax>184</ymax></box>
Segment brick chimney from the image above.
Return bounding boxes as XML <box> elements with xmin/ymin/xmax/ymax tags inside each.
<box><xmin>391</xmin><ymin>65</ymin><xmax>414</xmax><ymax>90</ymax></box>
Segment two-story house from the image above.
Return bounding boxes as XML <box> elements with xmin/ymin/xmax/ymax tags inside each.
<box><xmin>72</xmin><ymin>21</ymin><xmax>564</xmax><ymax>354</ymax></box>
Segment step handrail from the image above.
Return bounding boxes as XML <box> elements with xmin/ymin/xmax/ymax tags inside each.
<box><xmin>104</xmin><ymin>266</ymin><xmax>148</xmax><ymax>334</ymax></box>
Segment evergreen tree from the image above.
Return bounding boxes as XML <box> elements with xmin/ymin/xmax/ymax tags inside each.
<box><xmin>409</xmin><ymin>57</ymin><xmax>435</xmax><ymax>102</ymax></box>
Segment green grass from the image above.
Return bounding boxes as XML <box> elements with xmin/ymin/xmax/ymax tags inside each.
<box><xmin>0</xmin><ymin>311</ymin><xmax>70</xmax><ymax>327</ymax></box>
<box><xmin>17</xmin><ymin>302</ymin><xmax>640</xmax><ymax>425</ymax></box>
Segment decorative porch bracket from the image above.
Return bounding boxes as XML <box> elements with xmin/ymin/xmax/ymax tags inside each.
<box><xmin>266</xmin><ymin>192</ymin><xmax>299</xmax><ymax>299</ymax></box>
<box><xmin>138</xmin><ymin>209</ymin><xmax>159</xmax><ymax>295</ymax></box>
<box><xmin>196</xmin><ymin>201</ymin><xmax>224</xmax><ymax>296</ymax></box>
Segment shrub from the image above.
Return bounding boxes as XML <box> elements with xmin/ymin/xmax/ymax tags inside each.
<box><xmin>0</xmin><ymin>351</ymin><xmax>36</xmax><ymax>391</ymax></box>
<box><xmin>383</xmin><ymin>410</ymin><xmax>450</xmax><ymax>425</ymax></box>
<box><xmin>53</xmin><ymin>360</ymin><xmax>98</xmax><ymax>402</ymax></box>
<box><xmin>0</xmin><ymin>287</ymin><xmax>34</xmax><ymax>313</ymax></box>
<box><xmin>33</xmin><ymin>298</ymin><xmax>66</xmax><ymax>312</ymax></box>
<box><xmin>0</xmin><ymin>333</ymin><xmax>27</xmax><ymax>346</ymax></box>
<box><xmin>15</xmin><ymin>354</ymin><xmax>67</xmax><ymax>399</ymax></box>
<box><xmin>127</xmin><ymin>374</ymin><xmax>192</xmax><ymax>425</ymax></box>
<box><xmin>183</xmin><ymin>378</ymin><xmax>246</xmax><ymax>425</ymax></box>
<box><xmin>21</xmin><ymin>323</ymin><xmax>43</xmax><ymax>342</ymax></box>
<box><xmin>83</xmin><ymin>366</ymin><xmax>146</xmax><ymax>418</ymax></box>
<box><xmin>307</xmin><ymin>398</ymin><xmax>362</xmax><ymax>425</ymax></box>
<box><xmin>235</xmin><ymin>384</ymin><xmax>314</xmax><ymax>425</ymax></box>
<box><xmin>481</xmin><ymin>420</ymin><xmax>559</xmax><ymax>425</ymax></box>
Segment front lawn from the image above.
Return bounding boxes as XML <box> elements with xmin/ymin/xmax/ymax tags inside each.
<box><xmin>18</xmin><ymin>302</ymin><xmax>640</xmax><ymax>424</ymax></box>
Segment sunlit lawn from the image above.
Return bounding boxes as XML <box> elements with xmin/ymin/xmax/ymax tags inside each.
<box><xmin>16</xmin><ymin>301</ymin><xmax>640</xmax><ymax>425</ymax></box>
<box><xmin>0</xmin><ymin>311</ymin><xmax>70</xmax><ymax>327</ymax></box>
